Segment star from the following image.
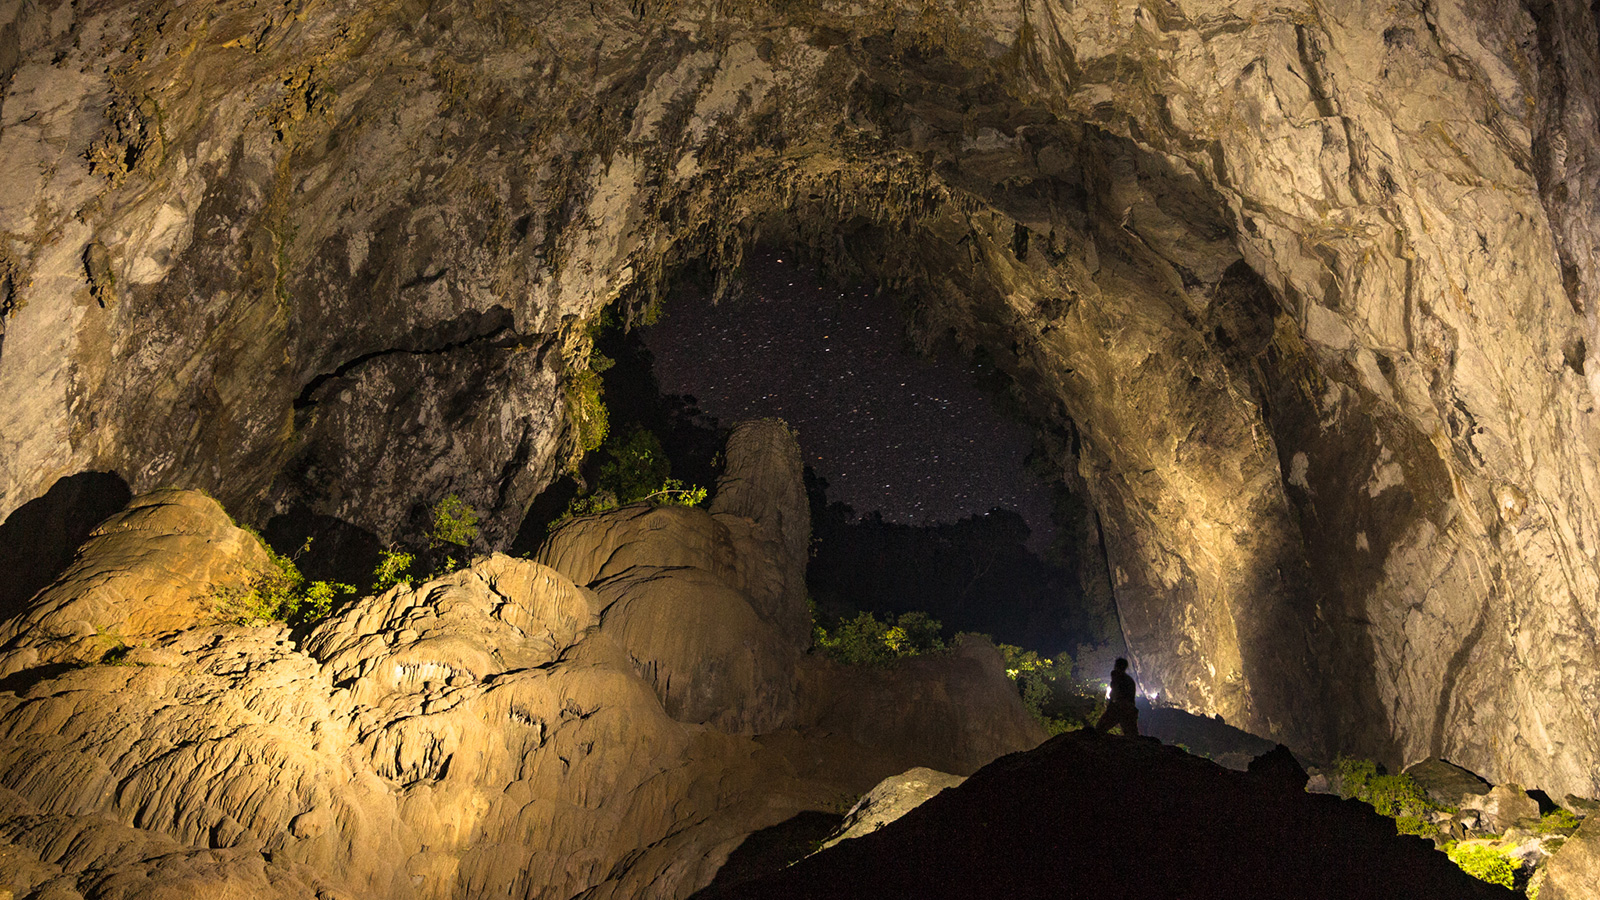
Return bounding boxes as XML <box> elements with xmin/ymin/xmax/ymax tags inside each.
<box><xmin>643</xmin><ymin>249</ymin><xmax>1056</xmax><ymax>553</ymax></box>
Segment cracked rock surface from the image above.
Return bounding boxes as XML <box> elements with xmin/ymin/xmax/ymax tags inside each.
<box><xmin>0</xmin><ymin>460</ymin><xmax>1040</xmax><ymax>897</ymax></box>
<box><xmin>3</xmin><ymin>0</ymin><xmax>1600</xmax><ymax>803</ymax></box>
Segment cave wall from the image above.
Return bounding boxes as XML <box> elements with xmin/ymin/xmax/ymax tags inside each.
<box><xmin>3</xmin><ymin>0</ymin><xmax>1600</xmax><ymax>796</ymax></box>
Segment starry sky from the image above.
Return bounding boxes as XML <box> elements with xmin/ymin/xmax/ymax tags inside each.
<box><xmin>644</xmin><ymin>249</ymin><xmax>1057</xmax><ymax>551</ymax></box>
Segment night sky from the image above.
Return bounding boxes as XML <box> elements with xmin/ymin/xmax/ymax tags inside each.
<box><xmin>644</xmin><ymin>249</ymin><xmax>1056</xmax><ymax>551</ymax></box>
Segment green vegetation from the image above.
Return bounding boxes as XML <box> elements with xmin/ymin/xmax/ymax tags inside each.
<box><xmin>809</xmin><ymin>603</ymin><xmax>1106</xmax><ymax>735</ymax></box>
<box><xmin>1334</xmin><ymin>756</ymin><xmax>1445</xmax><ymax>838</ymax></box>
<box><xmin>214</xmin><ymin>534</ymin><xmax>354</xmax><ymax>628</ymax></box>
<box><xmin>1536</xmin><ymin>809</ymin><xmax>1580</xmax><ymax>834</ymax></box>
<box><xmin>562</xmin><ymin>313</ymin><xmax>616</xmax><ymax>470</ymax></box>
<box><xmin>1445</xmin><ymin>843</ymin><xmax>1517</xmax><ymax>889</ymax></box>
<box><xmin>430</xmin><ymin>494</ymin><xmax>480</xmax><ymax>549</ymax></box>
<box><xmin>563</xmin><ymin>427</ymin><xmax>708</xmax><ymax>519</ymax></box>
<box><xmin>372</xmin><ymin>548</ymin><xmax>415</xmax><ymax>592</ymax></box>
<box><xmin>996</xmin><ymin>643</ymin><xmax>1073</xmax><ymax>735</ymax></box>
<box><xmin>812</xmin><ymin>608</ymin><xmax>946</xmax><ymax>666</ymax></box>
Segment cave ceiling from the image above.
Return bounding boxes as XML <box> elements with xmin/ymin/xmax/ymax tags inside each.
<box><xmin>2</xmin><ymin>0</ymin><xmax>1600</xmax><ymax>796</ymax></box>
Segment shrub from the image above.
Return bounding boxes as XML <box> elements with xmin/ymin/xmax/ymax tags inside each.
<box><xmin>372</xmin><ymin>548</ymin><xmax>414</xmax><ymax>591</ymax></box>
<box><xmin>1537</xmin><ymin>809</ymin><xmax>1580</xmax><ymax>834</ymax></box>
<box><xmin>215</xmin><ymin>535</ymin><xmax>353</xmax><ymax>628</ymax></box>
<box><xmin>1335</xmin><ymin>756</ymin><xmax>1378</xmax><ymax>800</ymax></box>
<box><xmin>1335</xmin><ymin>757</ymin><xmax>1446</xmax><ymax>840</ymax></box>
<box><xmin>1446</xmin><ymin>843</ymin><xmax>1516</xmax><ymax>889</ymax></box>
<box><xmin>815</xmin><ymin>610</ymin><xmax>946</xmax><ymax>666</ymax></box>
<box><xmin>564</xmin><ymin>427</ymin><xmax>708</xmax><ymax>520</ymax></box>
<box><xmin>430</xmin><ymin>494</ymin><xmax>480</xmax><ymax>548</ymax></box>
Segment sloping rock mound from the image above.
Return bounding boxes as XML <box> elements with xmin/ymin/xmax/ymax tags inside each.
<box><xmin>0</xmin><ymin>489</ymin><xmax>271</xmax><ymax>676</ymax></box>
<box><xmin>712</xmin><ymin>730</ymin><xmax>1515</xmax><ymax>900</ymax></box>
<box><xmin>797</xmin><ymin>637</ymin><xmax>1046</xmax><ymax>777</ymax></box>
<box><xmin>0</xmin><ymin>470</ymin><xmax>1041</xmax><ymax>897</ymax></box>
<box><xmin>818</xmin><ymin>767</ymin><xmax>966</xmax><ymax>851</ymax></box>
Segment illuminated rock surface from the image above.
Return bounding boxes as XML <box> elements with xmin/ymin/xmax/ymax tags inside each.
<box><xmin>3</xmin><ymin>0</ymin><xmax>1600</xmax><ymax>823</ymax></box>
<box><xmin>816</xmin><ymin>767</ymin><xmax>966</xmax><ymax>851</ymax></box>
<box><xmin>1540</xmin><ymin>814</ymin><xmax>1600</xmax><ymax>900</ymax></box>
<box><xmin>0</xmin><ymin>476</ymin><xmax>1041</xmax><ymax>898</ymax></box>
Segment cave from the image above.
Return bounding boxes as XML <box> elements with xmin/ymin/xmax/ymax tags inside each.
<box><xmin>3</xmin><ymin>0</ymin><xmax>1600</xmax><ymax>896</ymax></box>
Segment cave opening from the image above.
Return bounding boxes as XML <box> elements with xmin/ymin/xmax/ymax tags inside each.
<box><xmin>515</xmin><ymin>244</ymin><xmax>1126</xmax><ymax>670</ymax></box>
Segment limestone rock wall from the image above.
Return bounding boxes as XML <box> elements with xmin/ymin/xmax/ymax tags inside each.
<box><xmin>3</xmin><ymin>0</ymin><xmax>1600</xmax><ymax>798</ymax></box>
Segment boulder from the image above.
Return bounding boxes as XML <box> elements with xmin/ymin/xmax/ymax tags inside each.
<box><xmin>819</xmin><ymin>768</ymin><xmax>966</xmax><ymax>851</ymax></box>
<box><xmin>1404</xmin><ymin>758</ymin><xmax>1492</xmax><ymax>808</ymax></box>
<box><xmin>1561</xmin><ymin>795</ymin><xmax>1600</xmax><ymax>818</ymax></box>
<box><xmin>1247</xmin><ymin>745</ymin><xmax>1309</xmax><ymax>793</ymax></box>
<box><xmin>1461</xmin><ymin>784</ymin><xmax>1542</xmax><ymax>833</ymax></box>
<box><xmin>0</xmin><ymin>489</ymin><xmax>271</xmax><ymax>676</ymax></box>
<box><xmin>1539</xmin><ymin>814</ymin><xmax>1600</xmax><ymax>900</ymax></box>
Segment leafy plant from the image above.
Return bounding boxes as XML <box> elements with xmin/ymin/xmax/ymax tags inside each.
<box><xmin>563</xmin><ymin>427</ymin><xmax>708</xmax><ymax>520</ymax></box>
<box><xmin>429</xmin><ymin>494</ymin><xmax>480</xmax><ymax>548</ymax></box>
<box><xmin>1445</xmin><ymin>843</ymin><xmax>1516</xmax><ymax>889</ymax></box>
<box><xmin>1335</xmin><ymin>756</ymin><xmax>1446</xmax><ymax>840</ymax></box>
<box><xmin>814</xmin><ymin>610</ymin><xmax>946</xmax><ymax>666</ymax></box>
<box><xmin>1335</xmin><ymin>756</ymin><xmax>1379</xmax><ymax>800</ymax></box>
<box><xmin>215</xmin><ymin>534</ymin><xmax>354</xmax><ymax>627</ymax></box>
<box><xmin>372</xmin><ymin>547</ymin><xmax>415</xmax><ymax>592</ymax></box>
<box><xmin>1536</xmin><ymin>809</ymin><xmax>1580</xmax><ymax>834</ymax></box>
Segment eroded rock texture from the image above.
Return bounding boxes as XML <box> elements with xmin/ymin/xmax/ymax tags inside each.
<box><xmin>3</xmin><ymin>0</ymin><xmax>1600</xmax><ymax>798</ymax></box>
<box><xmin>0</xmin><ymin>440</ymin><xmax>1040</xmax><ymax>897</ymax></box>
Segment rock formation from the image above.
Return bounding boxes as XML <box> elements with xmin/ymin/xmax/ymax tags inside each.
<box><xmin>817</xmin><ymin>767</ymin><xmax>967</xmax><ymax>851</ymax></box>
<box><xmin>710</xmin><ymin>730</ymin><xmax>1518</xmax><ymax>900</ymax></box>
<box><xmin>3</xmin><ymin>0</ymin><xmax>1600</xmax><ymax>802</ymax></box>
<box><xmin>0</xmin><ymin>423</ymin><xmax>1042</xmax><ymax>899</ymax></box>
<box><xmin>1541</xmin><ymin>814</ymin><xmax>1600</xmax><ymax>900</ymax></box>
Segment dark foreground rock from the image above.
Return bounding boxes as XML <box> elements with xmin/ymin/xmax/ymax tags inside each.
<box><xmin>712</xmin><ymin>730</ymin><xmax>1514</xmax><ymax>900</ymax></box>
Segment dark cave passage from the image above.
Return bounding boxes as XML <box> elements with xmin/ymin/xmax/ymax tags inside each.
<box><xmin>528</xmin><ymin>246</ymin><xmax>1124</xmax><ymax>659</ymax></box>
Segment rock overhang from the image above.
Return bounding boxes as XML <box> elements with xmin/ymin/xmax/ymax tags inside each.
<box><xmin>0</xmin><ymin>0</ymin><xmax>1597</xmax><ymax>799</ymax></box>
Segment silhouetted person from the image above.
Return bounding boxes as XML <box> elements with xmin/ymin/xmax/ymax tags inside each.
<box><xmin>1095</xmin><ymin>657</ymin><xmax>1139</xmax><ymax>736</ymax></box>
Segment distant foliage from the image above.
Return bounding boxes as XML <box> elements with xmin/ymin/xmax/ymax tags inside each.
<box><xmin>804</xmin><ymin>468</ymin><xmax>1119</xmax><ymax>654</ymax></box>
<box><xmin>564</xmin><ymin>427</ymin><xmax>708</xmax><ymax>520</ymax></box>
<box><xmin>995</xmin><ymin>643</ymin><xmax>1073</xmax><ymax>734</ymax></box>
<box><xmin>813</xmin><ymin>609</ymin><xmax>946</xmax><ymax>666</ymax></box>
<box><xmin>991</xmin><ymin>642</ymin><xmax>1118</xmax><ymax>735</ymax></box>
<box><xmin>1445</xmin><ymin>843</ymin><xmax>1517</xmax><ymax>889</ymax></box>
<box><xmin>215</xmin><ymin>534</ymin><xmax>354</xmax><ymax>627</ymax></box>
